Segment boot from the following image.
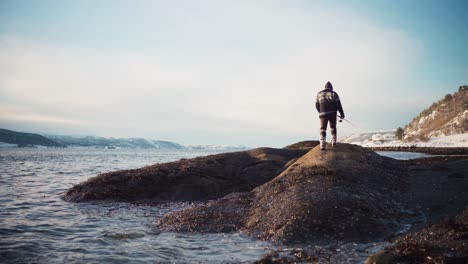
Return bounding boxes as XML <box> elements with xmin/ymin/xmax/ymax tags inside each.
<box><xmin>330</xmin><ymin>128</ymin><xmax>337</xmax><ymax>148</ymax></box>
<box><xmin>320</xmin><ymin>141</ymin><xmax>326</xmax><ymax>150</ymax></box>
<box><xmin>320</xmin><ymin>130</ymin><xmax>326</xmax><ymax>150</ymax></box>
<box><xmin>320</xmin><ymin>137</ymin><xmax>326</xmax><ymax>151</ymax></box>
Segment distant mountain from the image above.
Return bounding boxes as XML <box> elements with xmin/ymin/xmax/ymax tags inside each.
<box><xmin>43</xmin><ymin>134</ymin><xmax>185</xmax><ymax>149</ymax></box>
<box><xmin>0</xmin><ymin>128</ymin><xmax>64</xmax><ymax>147</ymax></box>
<box><xmin>186</xmin><ymin>144</ymin><xmax>250</xmax><ymax>151</ymax></box>
<box><xmin>404</xmin><ymin>85</ymin><xmax>468</xmax><ymax>140</ymax></box>
<box><xmin>0</xmin><ymin>128</ymin><xmax>251</xmax><ymax>150</ymax></box>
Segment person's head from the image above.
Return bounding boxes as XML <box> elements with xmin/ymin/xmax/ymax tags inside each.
<box><xmin>325</xmin><ymin>81</ymin><xmax>333</xmax><ymax>90</ymax></box>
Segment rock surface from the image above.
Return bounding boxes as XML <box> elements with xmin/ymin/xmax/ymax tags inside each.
<box><xmin>362</xmin><ymin>156</ymin><xmax>468</xmax><ymax>264</ymax></box>
<box><xmin>366</xmin><ymin>208</ymin><xmax>468</xmax><ymax>264</ymax></box>
<box><xmin>283</xmin><ymin>140</ymin><xmax>319</xmax><ymax>150</ymax></box>
<box><xmin>157</xmin><ymin>144</ymin><xmax>410</xmax><ymax>243</ymax></box>
<box><xmin>402</xmin><ymin>156</ymin><xmax>468</xmax><ymax>225</ymax></box>
<box><xmin>64</xmin><ymin>147</ymin><xmax>307</xmax><ymax>202</ymax></box>
<box><xmin>249</xmin><ymin>155</ymin><xmax>468</xmax><ymax>263</ymax></box>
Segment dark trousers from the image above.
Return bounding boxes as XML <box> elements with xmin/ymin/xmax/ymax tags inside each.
<box><xmin>319</xmin><ymin>114</ymin><xmax>337</xmax><ymax>143</ymax></box>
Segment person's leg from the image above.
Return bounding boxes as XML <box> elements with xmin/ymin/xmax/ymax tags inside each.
<box><xmin>329</xmin><ymin>114</ymin><xmax>337</xmax><ymax>147</ymax></box>
<box><xmin>319</xmin><ymin>117</ymin><xmax>328</xmax><ymax>150</ymax></box>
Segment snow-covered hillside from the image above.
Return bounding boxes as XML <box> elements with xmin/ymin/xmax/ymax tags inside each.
<box><xmin>404</xmin><ymin>86</ymin><xmax>468</xmax><ymax>140</ymax></box>
<box><xmin>340</xmin><ymin>131</ymin><xmax>468</xmax><ymax>147</ymax></box>
<box><xmin>341</xmin><ymin>86</ymin><xmax>468</xmax><ymax>148</ymax></box>
<box><xmin>340</xmin><ymin>130</ymin><xmax>397</xmax><ymax>146</ymax></box>
<box><xmin>42</xmin><ymin>134</ymin><xmax>186</xmax><ymax>149</ymax></box>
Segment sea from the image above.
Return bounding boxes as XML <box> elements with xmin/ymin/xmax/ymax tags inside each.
<box><xmin>0</xmin><ymin>148</ymin><xmax>423</xmax><ymax>263</ymax></box>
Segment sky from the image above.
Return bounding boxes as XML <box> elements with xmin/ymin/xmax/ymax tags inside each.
<box><xmin>0</xmin><ymin>0</ymin><xmax>467</xmax><ymax>147</ymax></box>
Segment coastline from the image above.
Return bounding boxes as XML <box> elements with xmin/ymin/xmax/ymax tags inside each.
<box><xmin>368</xmin><ymin>146</ymin><xmax>468</xmax><ymax>155</ymax></box>
<box><xmin>62</xmin><ymin>142</ymin><xmax>468</xmax><ymax>263</ymax></box>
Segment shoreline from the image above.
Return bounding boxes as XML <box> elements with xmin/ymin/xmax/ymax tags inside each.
<box><xmin>368</xmin><ymin>146</ymin><xmax>468</xmax><ymax>155</ymax></box>
<box><xmin>284</xmin><ymin>140</ymin><xmax>468</xmax><ymax>155</ymax></box>
<box><xmin>61</xmin><ymin>142</ymin><xmax>468</xmax><ymax>263</ymax></box>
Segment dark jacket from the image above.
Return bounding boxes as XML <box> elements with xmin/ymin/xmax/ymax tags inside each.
<box><xmin>315</xmin><ymin>88</ymin><xmax>344</xmax><ymax>117</ymax></box>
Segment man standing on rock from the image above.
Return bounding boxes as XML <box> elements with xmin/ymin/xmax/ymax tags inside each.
<box><xmin>315</xmin><ymin>81</ymin><xmax>345</xmax><ymax>150</ymax></box>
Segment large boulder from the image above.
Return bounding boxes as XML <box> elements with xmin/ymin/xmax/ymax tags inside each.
<box><xmin>64</xmin><ymin>147</ymin><xmax>308</xmax><ymax>202</ymax></box>
<box><xmin>158</xmin><ymin>144</ymin><xmax>409</xmax><ymax>243</ymax></box>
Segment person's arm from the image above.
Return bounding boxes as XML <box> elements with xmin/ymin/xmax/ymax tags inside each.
<box><xmin>337</xmin><ymin>100</ymin><xmax>344</xmax><ymax>118</ymax></box>
<box><xmin>335</xmin><ymin>92</ymin><xmax>345</xmax><ymax>118</ymax></box>
<box><xmin>315</xmin><ymin>93</ymin><xmax>320</xmax><ymax>113</ymax></box>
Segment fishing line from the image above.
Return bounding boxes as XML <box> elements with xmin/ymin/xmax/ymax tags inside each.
<box><xmin>337</xmin><ymin>116</ymin><xmax>375</xmax><ymax>133</ymax></box>
<box><xmin>338</xmin><ymin>116</ymin><xmax>392</xmax><ymax>138</ymax></box>
<box><xmin>339</xmin><ymin>117</ymin><xmax>359</xmax><ymax>129</ymax></box>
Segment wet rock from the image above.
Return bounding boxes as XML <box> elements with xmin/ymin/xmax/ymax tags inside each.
<box><xmin>64</xmin><ymin>147</ymin><xmax>307</xmax><ymax>202</ymax></box>
<box><xmin>364</xmin><ymin>250</ymin><xmax>395</xmax><ymax>264</ymax></box>
<box><xmin>402</xmin><ymin>157</ymin><xmax>468</xmax><ymax>224</ymax></box>
<box><xmin>254</xmin><ymin>248</ymin><xmax>317</xmax><ymax>263</ymax></box>
<box><xmin>158</xmin><ymin>144</ymin><xmax>409</xmax><ymax>243</ymax></box>
<box><xmin>369</xmin><ymin>208</ymin><xmax>468</xmax><ymax>263</ymax></box>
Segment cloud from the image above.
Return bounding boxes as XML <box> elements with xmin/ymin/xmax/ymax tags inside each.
<box><xmin>0</xmin><ymin>2</ymin><xmax>423</xmax><ymax>146</ymax></box>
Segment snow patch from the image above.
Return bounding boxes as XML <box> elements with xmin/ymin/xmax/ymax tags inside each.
<box><xmin>418</xmin><ymin>110</ymin><xmax>438</xmax><ymax>127</ymax></box>
<box><xmin>341</xmin><ymin>131</ymin><xmax>468</xmax><ymax>147</ymax></box>
<box><xmin>447</xmin><ymin>110</ymin><xmax>468</xmax><ymax>126</ymax></box>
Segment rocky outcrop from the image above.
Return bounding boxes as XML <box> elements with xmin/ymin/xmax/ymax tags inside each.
<box><xmin>401</xmin><ymin>156</ymin><xmax>468</xmax><ymax>224</ymax></box>
<box><xmin>366</xmin><ymin>208</ymin><xmax>468</xmax><ymax>264</ymax></box>
<box><xmin>64</xmin><ymin>147</ymin><xmax>308</xmax><ymax>202</ymax></box>
<box><xmin>362</xmin><ymin>155</ymin><xmax>468</xmax><ymax>263</ymax></box>
<box><xmin>158</xmin><ymin>144</ymin><xmax>410</xmax><ymax>243</ymax></box>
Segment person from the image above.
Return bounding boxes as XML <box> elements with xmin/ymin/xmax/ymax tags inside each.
<box><xmin>315</xmin><ymin>81</ymin><xmax>345</xmax><ymax>150</ymax></box>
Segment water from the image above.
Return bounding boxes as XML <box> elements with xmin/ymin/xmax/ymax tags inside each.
<box><xmin>376</xmin><ymin>151</ymin><xmax>433</xmax><ymax>160</ymax></box>
<box><xmin>0</xmin><ymin>148</ymin><xmax>271</xmax><ymax>263</ymax></box>
<box><xmin>0</xmin><ymin>148</ymin><xmax>426</xmax><ymax>263</ymax></box>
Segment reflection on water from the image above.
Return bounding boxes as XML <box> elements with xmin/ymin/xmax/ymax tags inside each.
<box><xmin>376</xmin><ymin>151</ymin><xmax>433</xmax><ymax>160</ymax></box>
<box><xmin>0</xmin><ymin>148</ymin><xmax>270</xmax><ymax>263</ymax></box>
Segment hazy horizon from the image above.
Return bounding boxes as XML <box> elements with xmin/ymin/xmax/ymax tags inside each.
<box><xmin>1</xmin><ymin>0</ymin><xmax>467</xmax><ymax>147</ymax></box>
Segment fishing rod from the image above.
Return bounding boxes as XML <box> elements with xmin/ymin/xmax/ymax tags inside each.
<box><xmin>338</xmin><ymin>116</ymin><xmax>359</xmax><ymax>129</ymax></box>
